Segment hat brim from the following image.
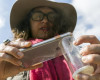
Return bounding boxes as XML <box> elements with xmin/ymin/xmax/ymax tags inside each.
<box><xmin>10</xmin><ymin>0</ymin><xmax>77</xmax><ymax>30</ymax></box>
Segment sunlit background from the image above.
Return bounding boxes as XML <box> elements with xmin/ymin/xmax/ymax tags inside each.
<box><xmin>0</xmin><ymin>0</ymin><xmax>100</xmax><ymax>44</ymax></box>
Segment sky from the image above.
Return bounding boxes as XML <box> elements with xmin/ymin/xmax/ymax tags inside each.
<box><xmin>0</xmin><ymin>0</ymin><xmax>100</xmax><ymax>43</ymax></box>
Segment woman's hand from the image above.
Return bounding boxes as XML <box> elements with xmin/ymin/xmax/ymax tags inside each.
<box><xmin>74</xmin><ymin>35</ymin><xmax>100</xmax><ymax>80</ymax></box>
<box><xmin>0</xmin><ymin>39</ymin><xmax>43</xmax><ymax>79</ymax></box>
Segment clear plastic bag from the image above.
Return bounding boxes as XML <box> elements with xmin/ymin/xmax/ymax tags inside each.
<box><xmin>60</xmin><ymin>35</ymin><xmax>94</xmax><ymax>80</ymax></box>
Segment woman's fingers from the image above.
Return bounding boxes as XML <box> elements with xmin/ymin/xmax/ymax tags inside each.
<box><xmin>0</xmin><ymin>45</ymin><xmax>24</xmax><ymax>59</ymax></box>
<box><xmin>0</xmin><ymin>53</ymin><xmax>22</xmax><ymax>66</ymax></box>
<box><xmin>0</xmin><ymin>43</ymin><xmax>24</xmax><ymax>66</ymax></box>
<box><xmin>73</xmin><ymin>35</ymin><xmax>100</xmax><ymax>80</ymax></box>
<box><xmin>74</xmin><ymin>35</ymin><xmax>100</xmax><ymax>45</ymax></box>
<box><xmin>82</xmin><ymin>54</ymin><xmax>100</xmax><ymax>64</ymax></box>
<box><xmin>2</xmin><ymin>38</ymin><xmax>32</xmax><ymax>48</ymax></box>
<box><xmin>80</xmin><ymin>44</ymin><xmax>100</xmax><ymax>56</ymax></box>
<box><xmin>76</xmin><ymin>73</ymin><xmax>100</xmax><ymax>80</ymax></box>
<box><xmin>9</xmin><ymin>41</ymin><xmax>32</xmax><ymax>48</ymax></box>
<box><xmin>94</xmin><ymin>65</ymin><xmax>100</xmax><ymax>74</ymax></box>
<box><xmin>73</xmin><ymin>35</ymin><xmax>100</xmax><ymax>56</ymax></box>
<box><xmin>15</xmin><ymin>38</ymin><xmax>25</xmax><ymax>41</ymax></box>
<box><xmin>20</xmin><ymin>63</ymin><xmax>43</xmax><ymax>71</ymax></box>
<box><xmin>0</xmin><ymin>38</ymin><xmax>31</xmax><ymax>59</ymax></box>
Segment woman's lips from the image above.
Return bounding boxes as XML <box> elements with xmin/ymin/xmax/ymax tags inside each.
<box><xmin>40</xmin><ymin>27</ymin><xmax>49</xmax><ymax>32</ymax></box>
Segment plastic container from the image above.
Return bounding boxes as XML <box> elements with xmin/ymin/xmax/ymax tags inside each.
<box><xmin>20</xmin><ymin>32</ymin><xmax>72</xmax><ymax>68</ymax></box>
<box><xmin>60</xmin><ymin>35</ymin><xmax>94</xmax><ymax>80</ymax></box>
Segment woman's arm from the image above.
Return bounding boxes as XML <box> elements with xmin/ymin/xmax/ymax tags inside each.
<box><xmin>0</xmin><ymin>38</ymin><xmax>42</xmax><ymax>79</ymax></box>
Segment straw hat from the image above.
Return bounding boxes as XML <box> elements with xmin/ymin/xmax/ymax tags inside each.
<box><xmin>10</xmin><ymin>0</ymin><xmax>77</xmax><ymax>30</ymax></box>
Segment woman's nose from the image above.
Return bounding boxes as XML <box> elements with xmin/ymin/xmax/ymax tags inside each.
<box><xmin>41</xmin><ymin>16</ymin><xmax>48</xmax><ymax>23</ymax></box>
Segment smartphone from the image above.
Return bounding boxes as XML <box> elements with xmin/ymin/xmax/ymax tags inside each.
<box><xmin>20</xmin><ymin>32</ymin><xmax>72</xmax><ymax>68</ymax></box>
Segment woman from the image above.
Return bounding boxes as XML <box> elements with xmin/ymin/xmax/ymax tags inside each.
<box><xmin>0</xmin><ymin>0</ymin><xmax>77</xmax><ymax>80</ymax></box>
<box><xmin>1</xmin><ymin>0</ymin><xmax>100</xmax><ymax>80</ymax></box>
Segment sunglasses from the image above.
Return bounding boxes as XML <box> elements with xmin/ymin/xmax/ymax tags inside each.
<box><xmin>31</xmin><ymin>11</ymin><xmax>59</xmax><ymax>22</ymax></box>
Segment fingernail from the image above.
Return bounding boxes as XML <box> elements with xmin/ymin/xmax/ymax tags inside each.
<box><xmin>76</xmin><ymin>74</ymin><xmax>81</xmax><ymax>79</ymax></box>
<box><xmin>79</xmin><ymin>50</ymin><xmax>83</xmax><ymax>55</ymax></box>
<box><xmin>73</xmin><ymin>41</ymin><xmax>77</xmax><ymax>45</ymax></box>
<box><xmin>23</xmin><ymin>42</ymin><xmax>31</xmax><ymax>47</ymax></box>
<box><xmin>79</xmin><ymin>49</ymin><xmax>85</xmax><ymax>56</ymax></box>
<box><xmin>17</xmin><ymin>52</ymin><xmax>24</xmax><ymax>57</ymax></box>
<box><xmin>82</xmin><ymin>56</ymin><xmax>88</xmax><ymax>63</ymax></box>
<box><xmin>25</xmin><ymin>42</ymin><xmax>30</xmax><ymax>45</ymax></box>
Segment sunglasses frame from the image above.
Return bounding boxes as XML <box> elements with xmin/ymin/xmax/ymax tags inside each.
<box><xmin>31</xmin><ymin>11</ymin><xmax>58</xmax><ymax>22</ymax></box>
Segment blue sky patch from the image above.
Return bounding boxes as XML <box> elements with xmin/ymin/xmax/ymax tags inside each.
<box><xmin>85</xmin><ymin>24</ymin><xmax>93</xmax><ymax>30</ymax></box>
<box><xmin>54</xmin><ymin>0</ymin><xmax>72</xmax><ymax>3</ymax></box>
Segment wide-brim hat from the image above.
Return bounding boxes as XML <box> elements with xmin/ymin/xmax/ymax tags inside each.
<box><xmin>10</xmin><ymin>0</ymin><xmax>77</xmax><ymax>30</ymax></box>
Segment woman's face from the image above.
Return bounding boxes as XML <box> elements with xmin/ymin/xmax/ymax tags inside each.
<box><xmin>30</xmin><ymin>7</ymin><xmax>57</xmax><ymax>39</ymax></box>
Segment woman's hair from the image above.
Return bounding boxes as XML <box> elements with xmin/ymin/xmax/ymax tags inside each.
<box><xmin>12</xmin><ymin>6</ymin><xmax>75</xmax><ymax>40</ymax></box>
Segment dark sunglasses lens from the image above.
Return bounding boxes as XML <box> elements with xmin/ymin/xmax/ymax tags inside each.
<box><xmin>32</xmin><ymin>12</ymin><xmax>43</xmax><ymax>21</ymax></box>
<box><xmin>48</xmin><ymin>13</ymin><xmax>57</xmax><ymax>22</ymax></box>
